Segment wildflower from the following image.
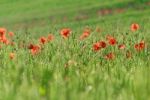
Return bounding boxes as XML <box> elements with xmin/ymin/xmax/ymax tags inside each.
<box><xmin>93</xmin><ymin>41</ymin><xmax>106</xmax><ymax>51</ymax></box>
<box><xmin>31</xmin><ymin>45</ymin><xmax>41</xmax><ymax>55</ymax></box>
<box><xmin>134</xmin><ymin>41</ymin><xmax>145</xmax><ymax>51</ymax></box>
<box><xmin>1</xmin><ymin>35</ymin><xmax>9</xmax><ymax>45</ymax></box>
<box><xmin>108</xmin><ymin>37</ymin><xmax>117</xmax><ymax>46</ymax></box>
<box><xmin>118</xmin><ymin>44</ymin><xmax>126</xmax><ymax>50</ymax></box>
<box><xmin>0</xmin><ymin>28</ymin><xmax>6</xmax><ymax>36</ymax></box>
<box><xmin>106</xmin><ymin>35</ymin><xmax>117</xmax><ymax>46</ymax></box>
<box><xmin>131</xmin><ymin>23</ymin><xmax>139</xmax><ymax>32</ymax></box>
<box><xmin>80</xmin><ymin>29</ymin><xmax>91</xmax><ymax>40</ymax></box>
<box><xmin>60</xmin><ymin>28</ymin><xmax>71</xmax><ymax>39</ymax></box>
<box><xmin>28</xmin><ymin>44</ymin><xmax>41</xmax><ymax>55</ymax></box>
<box><xmin>139</xmin><ymin>41</ymin><xmax>145</xmax><ymax>49</ymax></box>
<box><xmin>99</xmin><ymin>41</ymin><xmax>107</xmax><ymax>48</ymax></box>
<box><xmin>93</xmin><ymin>42</ymin><xmax>101</xmax><ymax>51</ymax></box>
<box><xmin>105</xmin><ymin>52</ymin><xmax>115</xmax><ymax>60</ymax></box>
<box><xmin>39</xmin><ymin>37</ymin><xmax>47</xmax><ymax>44</ymax></box>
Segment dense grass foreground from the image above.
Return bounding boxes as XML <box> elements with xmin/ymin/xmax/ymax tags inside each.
<box><xmin>0</xmin><ymin>0</ymin><xmax>150</xmax><ymax>100</ymax></box>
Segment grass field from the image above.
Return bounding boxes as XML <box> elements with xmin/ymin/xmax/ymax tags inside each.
<box><xmin>0</xmin><ymin>0</ymin><xmax>150</xmax><ymax>100</ymax></box>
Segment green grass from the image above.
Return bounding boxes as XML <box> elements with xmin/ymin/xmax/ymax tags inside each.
<box><xmin>0</xmin><ymin>0</ymin><xmax>150</xmax><ymax>100</ymax></box>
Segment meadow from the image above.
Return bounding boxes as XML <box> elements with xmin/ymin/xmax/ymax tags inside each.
<box><xmin>0</xmin><ymin>0</ymin><xmax>150</xmax><ymax>100</ymax></box>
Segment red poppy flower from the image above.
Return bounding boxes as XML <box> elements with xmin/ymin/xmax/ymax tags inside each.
<box><xmin>0</xmin><ymin>28</ymin><xmax>6</xmax><ymax>36</ymax></box>
<box><xmin>131</xmin><ymin>23</ymin><xmax>139</xmax><ymax>32</ymax></box>
<box><xmin>39</xmin><ymin>37</ymin><xmax>47</xmax><ymax>44</ymax></box>
<box><xmin>30</xmin><ymin>45</ymin><xmax>41</xmax><ymax>55</ymax></box>
<box><xmin>93</xmin><ymin>42</ymin><xmax>101</xmax><ymax>51</ymax></box>
<box><xmin>134</xmin><ymin>41</ymin><xmax>145</xmax><ymax>51</ymax></box>
<box><xmin>99</xmin><ymin>41</ymin><xmax>106</xmax><ymax>48</ymax></box>
<box><xmin>105</xmin><ymin>52</ymin><xmax>115</xmax><ymax>60</ymax></box>
<box><xmin>1</xmin><ymin>35</ymin><xmax>9</xmax><ymax>45</ymax></box>
<box><xmin>118</xmin><ymin>44</ymin><xmax>126</xmax><ymax>50</ymax></box>
<box><xmin>93</xmin><ymin>41</ymin><xmax>106</xmax><ymax>51</ymax></box>
<box><xmin>139</xmin><ymin>41</ymin><xmax>145</xmax><ymax>49</ymax></box>
<box><xmin>80</xmin><ymin>29</ymin><xmax>91</xmax><ymax>40</ymax></box>
<box><xmin>60</xmin><ymin>28</ymin><xmax>71</xmax><ymax>39</ymax></box>
<box><xmin>28</xmin><ymin>44</ymin><xmax>41</xmax><ymax>55</ymax></box>
<box><xmin>47</xmin><ymin>34</ymin><xmax>54</xmax><ymax>42</ymax></box>
<box><xmin>0</xmin><ymin>28</ymin><xmax>14</xmax><ymax>45</ymax></box>
<box><xmin>108</xmin><ymin>37</ymin><xmax>117</xmax><ymax>46</ymax></box>
<box><xmin>106</xmin><ymin>35</ymin><xmax>117</xmax><ymax>46</ymax></box>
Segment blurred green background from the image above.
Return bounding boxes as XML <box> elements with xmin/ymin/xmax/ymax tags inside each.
<box><xmin>0</xmin><ymin>0</ymin><xmax>150</xmax><ymax>30</ymax></box>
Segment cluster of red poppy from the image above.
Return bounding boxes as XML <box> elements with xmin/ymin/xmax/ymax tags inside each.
<box><xmin>0</xmin><ymin>28</ymin><xmax>14</xmax><ymax>45</ymax></box>
<box><xmin>0</xmin><ymin>23</ymin><xmax>146</xmax><ymax>60</ymax></box>
<box><xmin>28</xmin><ymin>34</ymin><xmax>54</xmax><ymax>55</ymax></box>
<box><xmin>0</xmin><ymin>27</ymin><xmax>15</xmax><ymax>59</ymax></box>
<box><xmin>92</xmin><ymin>33</ymin><xmax>145</xmax><ymax>60</ymax></box>
<box><xmin>28</xmin><ymin>29</ymin><xmax>71</xmax><ymax>55</ymax></box>
<box><xmin>92</xmin><ymin>35</ymin><xmax>118</xmax><ymax>60</ymax></box>
<box><xmin>134</xmin><ymin>41</ymin><xmax>145</xmax><ymax>51</ymax></box>
<box><xmin>92</xmin><ymin>23</ymin><xmax>145</xmax><ymax>60</ymax></box>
